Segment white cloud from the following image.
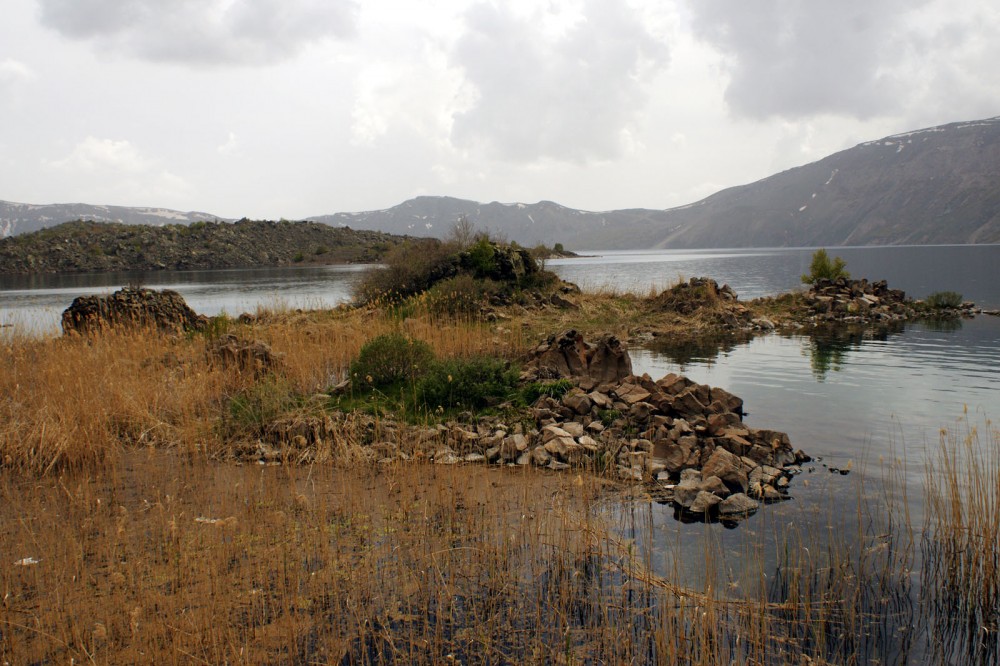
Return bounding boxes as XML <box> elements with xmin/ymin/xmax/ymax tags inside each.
<box><xmin>217</xmin><ymin>132</ymin><xmax>240</xmax><ymax>155</ymax></box>
<box><xmin>0</xmin><ymin>57</ymin><xmax>35</xmax><ymax>82</ymax></box>
<box><xmin>448</xmin><ymin>0</ymin><xmax>670</xmax><ymax>163</ymax></box>
<box><xmin>49</xmin><ymin>136</ymin><xmax>154</xmax><ymax>173</ymax></box>
<box><xmin>37</xmin><ymin>0</ymin><xmax>359</xmax><ymax>66</ymax></box>
<box><xmin>45</xmin><ymin>136</ymin><xmax>193</xmax><ymax>205</ymax></box>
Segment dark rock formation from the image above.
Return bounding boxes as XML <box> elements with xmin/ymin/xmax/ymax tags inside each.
<box><xmin>61</xmin><ymin>287</ymin><xmax>206</xmax><ymax>334</ymax></box>
<box><xmin>525</xmin><ymin>330</ymin><xmax>633</xmax><ymax>384</ymax></box>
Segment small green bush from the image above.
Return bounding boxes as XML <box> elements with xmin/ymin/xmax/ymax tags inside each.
<box><xmin>293</xmin><ymin>252</ymin><xmax>305</xmax><ymax>263</ymax></box>
<box><xmin>350</xmin><ymin>333</ymin><xmax>435</xmax><ymax>390</ymax></box>
<box><xmin>802</xmin><ymin>249</ymin><xmax>849</xmax><ymax>284</ymax></box>
<box><xmin>924</xmin><ymin>291</ymin><xmax>963</xmax><ymax>309</ymax></box>
<box><xmin>417</xmin><ymin>356</ymin><xmax>519</xmax><ymax>410</ymax></box>
<box><xmin>519</xmin><ymin>379</ymin><xmax>575</xmax><ymax>405</ymax></box>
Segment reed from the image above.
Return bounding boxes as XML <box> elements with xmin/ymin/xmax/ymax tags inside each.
<box><xmin>920</xmin><ymin>415</ymin><xmax>1000</xmax><ymax>663</ymax></box>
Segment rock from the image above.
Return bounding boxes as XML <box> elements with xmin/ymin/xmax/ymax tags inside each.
<box><xmin>549</xmin><ymin>293</ymin><xmax>579</xmax><ymax>309</ymax></box>
<box><xmin>530</xmin><ymin>447</ymin><xmax>552</xmax><ymax>466</ymax></box>
<box><xmin>615</xmin><ymin>383</ymin><xmax>652</xmax><ymax>406</ymax></box>
<box><xmin>673</xmin><ymin>479</ymin><xmax>701</xmax><ymax>508</ymax></box>
<box><xmin>699</xmin><ymin>475</ymin><xmax>730</xmax><ymax>498</ymax></box>
<box><xmin>561</xmin><ymin>421</ymin><xmax>586</xmax><ymax>438</ymax></box>
<box><xmin>689</xmin><ymin>491</ymin><xmax>723</xmax><ymax>514</ymax></box>
<box><xmin>587</xmin><ymin>335</ymin><xmax>633</xmax><ymax>384</ymax></box>
<box><xmin>561</xmin><ymin>389</ymin><xmax>592</xmax><ymax>415</ymax></box>
<box><xmin>62</xmin><ymin>287</ymin><xmax>207</xmax><ymax>334</ymax></box>
<box><xmin>701</xmin><ymin>447</ymin><xmax>749</xmax><ymax>494</ymax></box>
<box><xmin>210</xmin><ymin>334</ymin><xmax>281</xmax><ymax>375</ymax></box>
<box><xmin>719</xmin><ymin>493</ymin><xmax>759</xmax><ymax>517</ymax></box>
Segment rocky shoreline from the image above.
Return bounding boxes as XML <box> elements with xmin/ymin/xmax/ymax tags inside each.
<box><xmin>252</xmin><ymin>330</ymin><xmax>806</xmax><ymax>524</ymax></box>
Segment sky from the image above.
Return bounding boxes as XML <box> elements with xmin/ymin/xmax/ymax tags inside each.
<box><xmin>1</xmin><ymin>0</ymin><xmax>999</xmax><ymax>220</ymax></box>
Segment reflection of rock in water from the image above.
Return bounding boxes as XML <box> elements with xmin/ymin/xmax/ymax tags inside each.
<box><xmin>804</xmin><ymin>321</ymin><xmax>906</xmax><ymax>380</ymax></box>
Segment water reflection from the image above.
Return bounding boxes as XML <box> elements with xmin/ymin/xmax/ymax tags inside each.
<box><xmin>804</xmin><ymin>322</ymin><xmax>906</xmax><ymax>381</ymax></box>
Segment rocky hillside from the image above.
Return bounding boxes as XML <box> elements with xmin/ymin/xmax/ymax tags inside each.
<box><xmin>0</xmin><ymin>219</ymin><xmax>414</xmax><ymax>274</ymax></box>
<box><xmin>613</xmin><ymin>117</ymin><xmax>1000</xmax><ymax>249</ymax></box>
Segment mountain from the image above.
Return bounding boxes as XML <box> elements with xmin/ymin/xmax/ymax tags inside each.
<box><xmin>4</xmin><ymin>116</ymin><xmax>999</xmax><ymax>248</ymax></box>
<box><xmin>313</xmin><ymin>117</ymin><xmax>1000</xmax><ymax>248</ymax></box>
<box><xmin>310</xmin><ymin>197</ymin><xmax>668</xmax><ymax>248</ymax></box>
<box><xmin>0</xmin><ymin>201</ymin><xmax>223</xmax><ymax>238</ymax></box>
<box><xmin>613</xmin><ymin>116</ymin><xmax>1000</xmax><ymax>249</ymax></box>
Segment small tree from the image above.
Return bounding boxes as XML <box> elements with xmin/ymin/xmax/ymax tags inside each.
<box><xmin>802</xmin><ymin>249</ymin><xmax>849</xmax><ymax>284</ymax></box>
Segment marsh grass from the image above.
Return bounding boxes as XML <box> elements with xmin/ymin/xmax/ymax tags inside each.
<box><xmin>920</xmin><ymin>416</ymin><xmax>1000</xmax><ymax>664</ymax></box>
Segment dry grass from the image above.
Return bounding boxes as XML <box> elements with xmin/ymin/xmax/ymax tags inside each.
<box><xmin>2</xmin><ymin>294</ymin><xmax>995</xmax><ymax>664</ymax></box>
<box><xmin>0</xmin><ymin>306</ymin><xmax>527</xmax><ymax>475</ymax></box>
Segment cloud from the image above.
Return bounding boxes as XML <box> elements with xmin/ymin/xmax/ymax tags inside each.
<box><xmin>688</xmin><ymin>0</ymin><xmax>931</xmax><ymax>120</ymax></box>
<box><xmin>49</xmin><ymin>136</ymin><xmax>154</xmax><ymax>172</ymax></box>
<box><xmin>46</xmin><ymin>136</ymin><xmax>193</xmax><ymax>203</ymax></box>
<box><xmin>37</xmin><ymin>0</ymin><xmax>359</xmax><ymax>65</ymax></box>
<box><xmin>449</xmin><ymin>0</ymin><xmax>669</xmax><ymax>163</ymax></box>
<box><xmin>0</xmin><ymin>58</ymin><xmax>35</xmax><ymax>82</ymax></box>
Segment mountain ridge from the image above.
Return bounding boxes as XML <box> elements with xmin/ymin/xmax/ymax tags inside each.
<box><xmin>3</xmin><ymin>115</ymin><xmax>999</xmax><ymax>248</ymax></box>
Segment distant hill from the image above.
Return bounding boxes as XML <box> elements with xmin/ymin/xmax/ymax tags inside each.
<box><xmin>0</xmin><ymin>219</ymin><xmax>413</xmax><ymax>274</ymax></box>
<box><xmin>4</xmin><ymin>116</ymin><xmax>999</xmax><ymax>249</ymax></box>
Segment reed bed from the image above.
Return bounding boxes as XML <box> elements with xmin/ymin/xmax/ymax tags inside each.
<box><xmin>920</xmin><ymin>416</ymin><xmax>1000</xmax><ymax>664</ymax></box>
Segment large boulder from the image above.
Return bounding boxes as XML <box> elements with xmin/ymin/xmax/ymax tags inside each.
<box><xmin>61</xmin><ymin>287</ymin><xmax>206</xmax><ymax>334</ymax></box>
<box><xmin>525</xmin><ymin>330</ymin><xmax>632</xmax><ymax>383</ymax></box>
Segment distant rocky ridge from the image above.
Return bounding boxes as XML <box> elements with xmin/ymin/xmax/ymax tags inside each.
<box><xmin>4</xmin><ymin>116</ymin><xmax>999</xmax><ymax>248</ymax></box>
<box><xmin>0</xmin><ymin>219</ymin><xmax>414</xmax><ymax>274</ymax></box>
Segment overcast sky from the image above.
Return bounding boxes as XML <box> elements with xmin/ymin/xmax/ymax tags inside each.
<box><xmin>2</xmin><ymin>0</ymin><xmax>998</xmax><ymax>219</ymax></box>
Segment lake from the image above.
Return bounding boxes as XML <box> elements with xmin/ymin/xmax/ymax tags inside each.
<box><xmin>2</xmin><ymin>243</ymin><xmax>998</xmax><ymax>663</ymax></box>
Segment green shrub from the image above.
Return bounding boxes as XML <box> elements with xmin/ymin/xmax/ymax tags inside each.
<box><xmin>293</xmin><ymin>252</ymin><xmax>305</xmax><ymax>263</ymax></box>
<box><xmin>350</xmin><ymin>333</ymin><xmax>435</xmax><ymax>390</ymax></box>
<box><xmin>924</xmin><ymin>291</ymin><xmax>963</xmax><ymax>309</ymax></box>
<box><xmin>802</xmin><ymin>249</ymin><xmax>849</xmax><ymax>284</ymax></box>
<box><xmin>519</xmin><ymin>379</ymin><xmax>575</xmax><ymax>405</ymax></box>
<box><xmin>465</xmin><ymin>238</ymin><xmax>497</xmax><ymax>278</ymax></box>
<box><xmin>417</xmin><ymin>356</ymin><xmax>519</xmax><ymax>411</ymax></box>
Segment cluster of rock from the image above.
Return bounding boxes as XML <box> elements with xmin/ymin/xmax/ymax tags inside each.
<box><xmin>652</xmin><ymin>277</ymin><xmax>777</xmax><ymax>332</ymax></box>
<box><xmin>61</xmin><ymin>287</ymin><xmax>207</xmax><ymax>334</ymax></box>
<box><xmin>261</xmin><ymin>330</ymin><xmax>805</xmax><ymax>523</ymax></box>
<box><xmin>802</xmin><ymin>278</ymin><xmax>913</xmax><ymax>323</ymax></box>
